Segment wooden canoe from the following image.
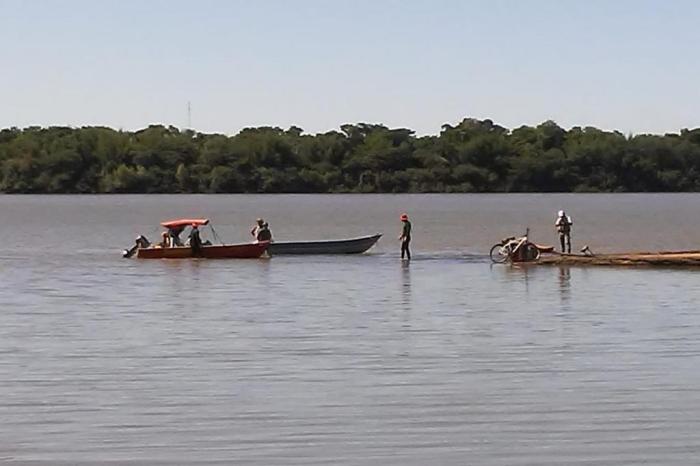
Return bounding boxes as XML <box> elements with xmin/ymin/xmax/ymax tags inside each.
<box><xmin>535</xmin><ymin>250</ymin><xmax>700</xmax><ymax>267</ymax></box>
<box><xmin>267</xmin><ymin>234</ymin><xmax>381</xmax><ymax>255</ymax></box>
<box><xmin>137</xmin><ymin>242</ymin><xmax>269</xmax><ymax>259</ymax></box>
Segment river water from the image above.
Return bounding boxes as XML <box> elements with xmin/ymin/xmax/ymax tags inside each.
<box><xmin>1</xmin><ymin>194</ymin><xmax>700</xmax><ymax>465</ymax></box>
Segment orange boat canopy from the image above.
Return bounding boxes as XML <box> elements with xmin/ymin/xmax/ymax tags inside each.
<box><xmin>161</xmin><ymin>218</ymin><xmax>210</xmax><ymax>229</ymax></box>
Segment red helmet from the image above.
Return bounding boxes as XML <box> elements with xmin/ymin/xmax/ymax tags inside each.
<box><xmin>400</xmin><ymin>213</ymin><xmax>409</xmax><ymax>221</ymax></box>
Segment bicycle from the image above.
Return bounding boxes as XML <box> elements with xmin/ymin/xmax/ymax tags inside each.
<box><xmin>489</xmin><ymin>229</ymin><xmax>543</xmax><ymax>263</ymax></box>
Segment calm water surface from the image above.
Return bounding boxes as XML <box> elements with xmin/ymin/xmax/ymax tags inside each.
<box><xmin>2</xmin><ymin>194</ymin><xmax>700</xmax><ymax>465</ymax></box>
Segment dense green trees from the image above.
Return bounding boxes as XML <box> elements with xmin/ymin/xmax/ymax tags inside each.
<box><xmin>2</xmin><ymin>119</ymin><xmax>700</xmax><ymax>193</ymax></box>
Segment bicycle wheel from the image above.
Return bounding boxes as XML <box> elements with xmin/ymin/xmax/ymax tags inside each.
<box><xmin>489</xmin><ymin>244</ymin><xmax>510</xmax><ymax>263</ymax></box>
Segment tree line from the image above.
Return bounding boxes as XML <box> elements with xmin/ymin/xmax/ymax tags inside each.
<box><xmin>2</xmin><ymin>118</ymin><xmax>700</xmax><ymax>193</ymax></box>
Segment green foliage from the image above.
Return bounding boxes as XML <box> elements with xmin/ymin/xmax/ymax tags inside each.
<box><xmin>2</xmin><ymin>119</ymin><xmax>700</xmax><ymax>193</ymax></box>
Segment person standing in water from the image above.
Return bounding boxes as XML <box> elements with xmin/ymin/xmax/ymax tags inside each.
<box><xmin>555</xmin><ymin>210</ymin><xmax>573</xmax><ymax>254</ymax></box>
<box><xmin>399</xmin><ymin>213</ymin><xmax>412</xmax><ymax>260</ymax></box>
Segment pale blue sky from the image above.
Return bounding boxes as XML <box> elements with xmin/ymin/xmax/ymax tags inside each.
<box><xmin>2</xmin><ymin>0</ymin><xmax>699</xmax><ymax>135</ymax></box>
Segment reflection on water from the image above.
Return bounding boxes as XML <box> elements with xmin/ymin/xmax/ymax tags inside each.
<box><xmin>400</xmin><ymin>260</ymin><xmax>411</xmax><ymax>308</ymax></box>
<box><xmin>2</xmin><ymin>194</ymin><xmax>700</xmax><ymax>465</ymax></box>
<box><xmin>557</xmin><ymin>266</ymin><xmax>571</xmax><ymax>306</ymax></box>
<box><xmin>498</xmin><ymin>262</ymin><xmax>533</xmax><ymax>296</ymax></box>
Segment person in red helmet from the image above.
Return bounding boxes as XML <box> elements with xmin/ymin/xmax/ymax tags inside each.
<box><xmin>398</xmin><ymin>213</ymin><xmax>412</xmax><ymax>260</ymax></box>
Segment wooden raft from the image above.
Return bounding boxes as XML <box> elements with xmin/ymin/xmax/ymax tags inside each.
<box><xmin>535</xmin><ymin>250</ymin><xmax>700</xmax><ymax>267</ymax></box>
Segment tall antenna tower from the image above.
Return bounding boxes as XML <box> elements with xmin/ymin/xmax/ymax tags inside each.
<box><xmin>187</xmin><ymin>101</ymin><xmax>192</xmax><ymax>129</ymax></box>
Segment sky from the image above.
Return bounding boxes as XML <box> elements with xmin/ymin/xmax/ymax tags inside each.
<box><xmin>2</xmin><ymin>0</ymin><xmax>699</xmax><ymax>136</ymax></box>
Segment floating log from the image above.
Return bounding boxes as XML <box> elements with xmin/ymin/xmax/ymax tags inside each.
<box><xmin>535</xmin><ymin>250</ymin><xmax>700</xmax><ymax>267</ymax></box>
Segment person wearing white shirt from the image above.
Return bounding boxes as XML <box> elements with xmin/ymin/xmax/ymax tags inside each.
<box><xmin>555</xmin><ymin>210</ymin><xmax>573</xmax><ymax>253</ymax></box>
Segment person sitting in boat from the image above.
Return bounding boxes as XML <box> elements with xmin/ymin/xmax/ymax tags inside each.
<box><xmin>157</xmin><ymin>231</ymin><xmax>171</xmax><ymax>248</ymax></box>
<box><xmin>555</xmin><ymin>210</ymin><xmax>573</xmax><ymax>254</ymax></box>
<box><xmin>168</xmin><ymin>227</ymin><xmax>184</xmax><ymax>247</ymax></box>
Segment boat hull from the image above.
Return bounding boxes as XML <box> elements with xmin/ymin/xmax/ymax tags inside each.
<box><xmin>267</xmin><ymin>234</ymin><xmax>381</xmax><ymax>255</ymax></box>
<box><xmin>137</xmin><ymin>242</ymin><xmax>269</xmax><ymax>259</ymax></box>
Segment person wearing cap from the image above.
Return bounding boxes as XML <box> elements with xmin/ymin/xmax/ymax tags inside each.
<box><xmin>398</xmin><ymin>213</ymin><xmax>412</xmax><ymax>260</ymax></box>
<box><xmin>251</xmin><ymin>218</ymin><xmax>265</xmax><ymax>240</ymax></box>
<box><xmin>555</xmin><ymin>210</ymin><xmax>573</xmax><ymax>253</ymax></box>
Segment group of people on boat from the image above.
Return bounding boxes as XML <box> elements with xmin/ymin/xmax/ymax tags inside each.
<box><xmin>157</xmin><ymin>224</ymin><xmax>210</xmax><ymax>250</ymax></box>
<box><xmin>158</xmin><ymin>228</ymin><xmax>183</xmax><ymax>248</ymax></box>
<box><xmin>153</xmin><ymin>218</ymin><xmax>273</xmax><ymax>250</ymax></box>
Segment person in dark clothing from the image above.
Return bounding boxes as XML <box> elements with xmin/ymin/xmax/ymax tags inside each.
<box><xmin>555</xmin><ymin>210</ymin><xmax>573</xmax><ymax>253</ymax></box>
<box><xmin>257</xmin><ymin>222</ymin><xmax>272</xmax><ymax>241</ymax></box>
<box><xmin>168</xmin><ymin>227</ymin><xmax>184</xmax><ymax>246</ymax></box>
<box><xmin>399</xmin><ymin>213</ymin><xmax>412</xmax><ymax>260</ymax></box>
<box><xmin>189</xmin><ymin>224</ymin><xmax>203</xmax><ymax>256</ymax></box>
<box><xmin>251</xmin><ymin>218</ymin><xmax>272</xmax><ymax>242</ymax></box>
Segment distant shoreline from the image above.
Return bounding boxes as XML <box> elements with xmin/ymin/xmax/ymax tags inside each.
<box><xmin>3</xmin><ymin>192</ymin><xmax>699</xmax><ymax>197</ymax></box>
<box><xmin>2</xmin><ymin>119</ymin><xmax>699</xmax><ymax>194</ymax></box>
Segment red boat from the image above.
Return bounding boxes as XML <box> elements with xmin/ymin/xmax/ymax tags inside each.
<box><xmin>136</xmin><ymin>242</ymin><xmax>269</xmax><ymax>259</ymax></box>
<box><xmin>124</xmin><ymin>218</ymin><xmax>269</xmax><ymax>259</ymax></box>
